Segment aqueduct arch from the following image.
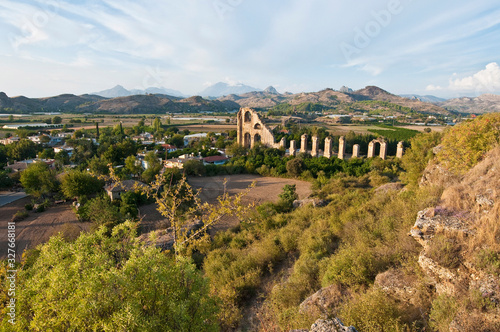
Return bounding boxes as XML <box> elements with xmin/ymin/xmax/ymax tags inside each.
<box><xmin>237</xmin><ymin>108</ymin><xmax>280</xmax><ymax>149</ymax></box>
<box><xmin>367</xmin><ymin>139</ymin><xmax>388</xmax><ymax>159</ymax></box>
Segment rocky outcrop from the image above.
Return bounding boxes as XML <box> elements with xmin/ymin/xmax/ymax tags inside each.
<box><xmin>290</xmin><ymin>318</ymin><xmax>357</xmax><ymax>332</ymax></box>
<box><xmin>419</xmin><ymin>162</ymin><xmax>457</xmax><ymax>188</ymax></box>
<box><xmin>299</xmin><ymin>284</ymin><xmax>346</xmax><ymax>318</ymax></box>
<box><xmin>374</xmin><ymin>182</ymin><xmax>403</xmax><ymax>194</ymax></box>
<box><xmin>410</xmin><ymin>207</ymin><xmax>472</xmax><ymax>247</ymax></box>
<box><xmin>374</xmin><ymin>269</ymin><xmax>419</xmax><ymax>305</ymax></box>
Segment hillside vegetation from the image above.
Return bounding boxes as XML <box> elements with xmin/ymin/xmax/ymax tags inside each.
<box><xmin>1</xmin><ymin>113</ymin><xmax>500</xmax><ymax>331</ymax></box>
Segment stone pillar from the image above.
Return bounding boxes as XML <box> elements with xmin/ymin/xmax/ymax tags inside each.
<box><xmin>289</xmin><ymin>140</ymin><xmax>296</xmax><ymax>156</ymax></box>
<box><xmin>367</xmin><ymin>141</ymin><xmax>375</xmax><ymax>158</ymax></box>
<box><xmin>324</xmin><ymin>137</ymin><xmax>332</xmax><ymax>158</ymax></box>
<box><xmin>237</xmin><ymin>111</ymin><xmax>243</xmax><ymax>146</ymax></box>
<box><xmin>250</xmin><ymin>135</ymin><xmax>255</xmax><ymax>149</ymax></box>
<box><xmin>338</xmin><ymin>136</ymin><xmax>346</xmax><ymax>160</ymax></box>
<box><xmin>280</xmin><ymin>137</ymin><xmax>287</xmax><ymax>149</ymax></box>
<box><xmin>300</xmin><ymin>134</ymin><xmax>308</xmax><ymax>153</ymax></box>
<box><xmin>352</xmin><ymin>144</ymin><xmax>360</xmax><ymax>158</ymax></box>
<box><xmin>396</xmin><ymin>141</ymin><xmax>404</xmax><ymax>159</ymax></box>
<box><xmin>311</xmin><ymin>135</ymin><xmax>319</xmax><ymax>157</ymax></box>
<box><xmin>380</xmin><ymin>142</ymin><xmax>387</xmax><ymax>160</ymax></box>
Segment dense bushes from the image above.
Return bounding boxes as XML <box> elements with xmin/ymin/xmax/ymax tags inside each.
<box><xmin>437</xmin><ymin>113</ymin><xmax>500</xmax><ymax>173</ymax></box>
<box><xmin>1</xmin><ymin>222</ymin><xmax>219</xmax><ymax>331</ymax></box>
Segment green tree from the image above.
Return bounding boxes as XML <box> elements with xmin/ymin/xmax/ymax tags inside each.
<box><xmin>80</xmin><ymin>194</ymin><xmax>123</xmax><ymax>228</ymax></box>
<box><xmin>226</xmin><ymin>142</ymin><xmax>246</xmax><ymax>157</ymax></box>
<box><xmin>0</xmin><ymin>169</ymin><xmax>13</xmax><ymax>188</ymax></box>
<box><xmin>183</xmin><ymin>159</ymin><xmax>206</xmax><ymax>176</ymax></box>
<box><xmin>168</xmin><ymin>134</ymin><xmax>185</xmax><ymax>148</ymax></box>
<box><xmin>88</xmin><ymin>156</ymin><xmax>109</xmax><ymax>176</ymax></box>
<box><xmin>286</xmin><ymin>158</ymin><xmax>304</xmax><ymax>177</ymax></box>
<box><xmin>7</xmin><ymin>139</ymin><xmax>37</xmax><ymax>161</ymax></box>
<box><xmin>1</xmin><ymin>222</ymin><xmax>219</xmax><ymax>331</ymax></box>
<box><xmin>39</xmin><ymin>148</ymin><xmax>55</xmax><ymax>159</ymax></box>
<box><xmin>54</xmin><ymin>150</ymin><xmax>70</xmax><ymax>166</ymax></box>
<box><xmin>20</xmin><ymin>162</ymin><xmax>58</xmax><ymax>197</ymax></box>
<box><xmin>153</xmin><ymin>117</ymin><xmax>162</xmax><ymax>133</ymax></box>
<box><xmin>60</xmin><ymin>170</ymin><xmax>104</xmax><ymax>199</ymax></box>
<box><xmin>125</xmin><ymin>155</ymin><xmax>143</xmax><ymax>177</ymax></box>
<box><xmin>141</xmin><ymin>152</ymin><xmax>163</xmax><ymax>183</ymax></box>
<box><xmin>0</xmin><ymin>144</ymin><xmax>8</xmax><ymax>166</ymax></box>
<box><xmin>276</xmin><ymin>184</ymin><xmax>298</xmax><ymax>212</ymax></box>
<box><xmin>52</xmin><ymin>116</ymin><xmax>62</xmax><ymax>124</ymax></box>
<box><xmin>39</xmin><ymin>135</ymin><xmax>51</xmax><ymax>144</ymax></box>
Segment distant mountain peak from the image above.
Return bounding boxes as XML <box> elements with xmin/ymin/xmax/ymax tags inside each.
<box><xmin>264</xmin><ymin>86</ymin><xmax>279</xmax><ymax>94</ymax></box>
<box><xmin>199</xmin><ymin>82</ymin><xmax>261</xmax><ymax>97</ymax></box>
<box><xmin>339</xmin><ymin>86</ymin><xmax>353</xmax><ymax>93</ymax></box>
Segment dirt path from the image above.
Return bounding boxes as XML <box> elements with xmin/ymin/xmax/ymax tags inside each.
<box><xmin>0</xmin><ymin>199</ymin><xmax>91</xmax><ymax>261</ymax></box>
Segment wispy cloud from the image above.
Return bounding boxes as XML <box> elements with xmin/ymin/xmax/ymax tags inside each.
<box><xmin>0</xmin><ymin>0</ymin><xmax>499</xmax><ymax>97</ymax></box>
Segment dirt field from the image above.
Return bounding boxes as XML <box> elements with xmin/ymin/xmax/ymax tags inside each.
<box><xmin>188</xmin><ymin>174</ymin><xmax>312</xmax><ymax>233</ymax></box>
<box><xmin>0</xmin><ymin>199</ymin><xmax>92</xmax><ymax>261</ymax></box>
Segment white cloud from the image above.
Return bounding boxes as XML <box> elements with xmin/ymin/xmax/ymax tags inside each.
<box><xmin>449</xmin><ymin>62</ymin><xmax>500</xmax><ymax>92</ymax></box>
<box><xmin>426</xmin><ymin>84</ymin><xmax>442</xmax><ymax>91</ymax></box>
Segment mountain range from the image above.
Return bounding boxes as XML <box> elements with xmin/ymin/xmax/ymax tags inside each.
<box><xmin>1</xmin><ymin>84</ymin><xmax>499</xmax><ymax>115</ymax></box>
<box><xmin>93</xmin><ymin>85</ymin><xmax>186</xmax><ymax>98</ymax></box>
<box><xmin>198</xmin><ymin>82</ymin><xmax>261</xmax><ymax>97</ymax></box>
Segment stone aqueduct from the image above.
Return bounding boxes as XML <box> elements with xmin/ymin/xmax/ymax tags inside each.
<box><xmin>237</xmin><ymin>108</ymin><xmax>405</xmax><ymax>159</ymax></box>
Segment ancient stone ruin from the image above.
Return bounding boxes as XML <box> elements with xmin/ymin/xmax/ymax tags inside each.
<box><xmin>237</xmin><ymin>107</ymin><xmax>404</xmax><ymax>159</ymax></box>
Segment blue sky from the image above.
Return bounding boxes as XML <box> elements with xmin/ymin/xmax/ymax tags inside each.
<box><xmin>1</xmin><ymin>0</ymin><xmax>499</xmax><ymax>98</ymax></box>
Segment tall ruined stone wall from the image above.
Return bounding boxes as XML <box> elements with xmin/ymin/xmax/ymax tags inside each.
<box><xmin>237</xmin><ymin>108</ymin><xmax>279</xmax><ymax>149</ymax></box>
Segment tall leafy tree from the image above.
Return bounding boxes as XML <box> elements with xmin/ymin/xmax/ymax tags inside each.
<box><xmin>7</xmin><ymin>139</ymin><xmax>37</xmax><ymax>161</ymax></box>
<box><xmin>20</xmin><ymin>162</ymin><xmax>58</xmax><ymax>197</ymax></box>
<box><xmin>1</xmin><ymin>222</ymin><xmax>219</xmax><ymax>331</ymax></box>
<box><xmin>60</xmin><ymin>170</ymin><xmax>104</xmax><ymax>199</ymax></box>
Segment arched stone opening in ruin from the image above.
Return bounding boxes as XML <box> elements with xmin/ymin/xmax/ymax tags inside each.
<box><xmin>254</xmin><ymin>133</ymin><xmax>261</xmax><ymax>145</ymax></box>
<box><xmin>243</xmin><ymin>132</ymin><xmax>251</xmax><ymax>148</ymax></box>
<box><xmin>368</xmin><ymin>139</ymin><xmax>387</xmax><ymax>159</ymax></box>
<box><xmin>244</xmin><ymin>111</ymin><xmax>252</xmax><ymax>122</ymax></box>
<box><xmin>254</xmin><ymin>123</ymin><xmax>262</xmax><ymax>129</ymax></box>
<box><xmin>373</xmin><ymin>142</ymin><xmax>381</xmax><ymax>156</ymax></box>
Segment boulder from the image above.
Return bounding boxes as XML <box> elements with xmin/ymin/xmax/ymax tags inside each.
<box><xmin>299</xmin><ymin>284</ymin><xmax>345</xmax><ymax>318</ymax></box>
<box><xmin>309</xmin><ymin>318</ymin><xmax>357</xmax><ymax>332</ymax></box>
<box><xmin>374</xmin><ymin>269</ymin><xmax>418</xmax><ymax>305</ymax></box>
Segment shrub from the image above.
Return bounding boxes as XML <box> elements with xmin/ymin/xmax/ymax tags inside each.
<box><xmin>475</xmin><ymin>248</ymin><xmax>500</xmax><ymax>276</ymax></box>
<box><xmin>437</xmin><ymin>113</ymin><xmax>500</xmax><ymax>174</ymax></box>
<box><xmin>13</xmin><ymin>210</ymin><xmax>29</xmax><ymax>221</ymax></box>
<box><xmin>429</xmin><ymin>294</ymin><xmax>458</xmax><ymax>332</ymax></box>
<box><xmin>339</xmin><ymin>288</ymin><xmax>406</xmax><ymax>332</ymax></box>
<box><xmin>400</xmin><ymin>131</ymin><xmax>442</xmax><ymax>186</ymax></box>
<box><xmin>426</xmin><ymin>233</ymin><xmax>461</xmax><ymax>269</ymax></box>
<box><xmin>287</xmin><ymin>158</ymin><xmax>304</xmax><ymax>177</ymax></box>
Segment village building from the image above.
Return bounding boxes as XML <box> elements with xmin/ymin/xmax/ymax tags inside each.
<box><xmin>105</xmin><ymin>180</ymin><xmax>148</xmax><ymax>201</ymax></box>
